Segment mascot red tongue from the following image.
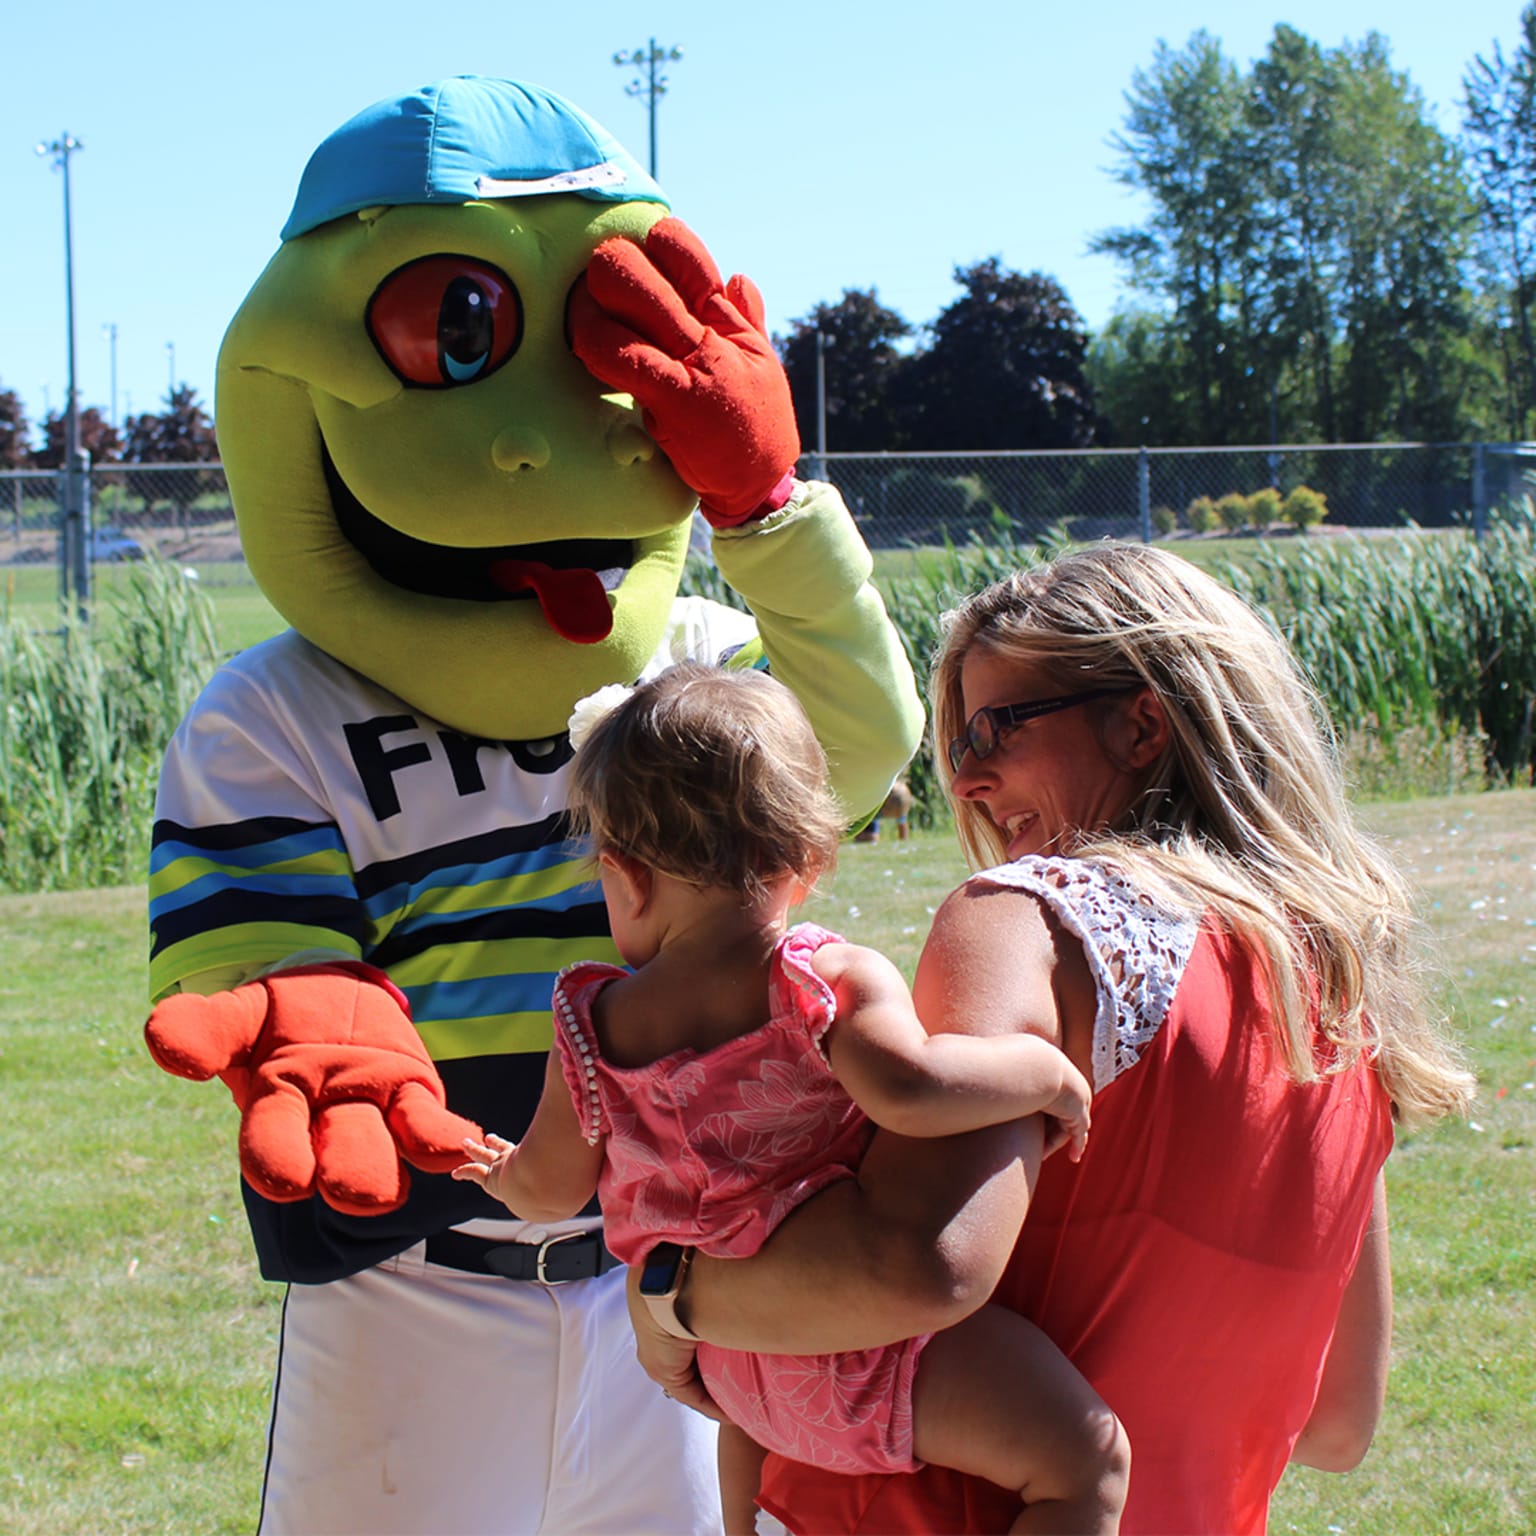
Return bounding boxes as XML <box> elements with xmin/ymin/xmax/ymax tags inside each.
<box><xmin>489</xmin><ymin>558</ymin><xmax>614</xmax><ymax>642</ymax></box>
<box><xmin>140</xmin><ymin>73</ymin><xmax>923</xmax><ymax>1534</ymax></box>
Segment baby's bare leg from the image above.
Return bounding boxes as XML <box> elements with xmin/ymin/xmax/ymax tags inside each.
<box><xmin>910</xmin><ymin>1304</ymin><xmax>1129</xmax><ymax>1535</ymax></box>
<box><xmin>718</xmin><ymin>1420</ymin><xmax>769</xmax><ymax>1536</ymax></box>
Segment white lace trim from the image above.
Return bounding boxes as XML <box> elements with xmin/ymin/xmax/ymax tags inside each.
<box><xmin>967</xmin><ymin>856</ymin><xmax>1199</xmax><ymax>1092</ymax></box>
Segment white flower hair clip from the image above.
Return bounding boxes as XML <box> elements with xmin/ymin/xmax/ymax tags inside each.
<box><xmin>567</xmin><ymin>684</ymin><xmax>635</xmax><ymax>753</ymax></box>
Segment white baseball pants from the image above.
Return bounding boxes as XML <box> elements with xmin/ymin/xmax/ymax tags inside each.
<box><xmin>257</xmin><ymin>1231</ymin><xmax>722</xmax><ymax>1535</ymax></box>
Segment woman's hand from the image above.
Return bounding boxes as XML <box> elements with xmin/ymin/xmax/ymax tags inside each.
<box><xmin>625</xmin><ymin>1266</ymin><xmax>728</xmax><ymax>1421</ymax></box>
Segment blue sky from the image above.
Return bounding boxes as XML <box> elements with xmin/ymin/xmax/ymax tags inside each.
<box><xmin>3</xmin><ymin>0</ymin><xmax>1528</xmax><ymax>438</ymax></box>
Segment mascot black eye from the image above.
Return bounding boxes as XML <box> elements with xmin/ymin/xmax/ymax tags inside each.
<box><xmin>367</xmin><ymin>256</ymin><xmax>522</xmax><ymax>387</ymax></box>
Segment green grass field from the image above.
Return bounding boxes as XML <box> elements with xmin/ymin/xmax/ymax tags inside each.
<box><xmin>1</xmin><ymin>792</ymin><xmax>1531</xmax><ymax>1533</ymax></box>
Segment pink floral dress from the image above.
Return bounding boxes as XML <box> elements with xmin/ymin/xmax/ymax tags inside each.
<box><xmin>551</xmin><ymin>922</ymin><xmax>932</xmax><ymax>1475</ymax></box>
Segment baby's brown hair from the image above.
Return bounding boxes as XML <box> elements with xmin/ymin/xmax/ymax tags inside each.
<box><xmin>568</xmin><ymin>663</ymin><xmax>844</xmax><ymax>901</ymax></box>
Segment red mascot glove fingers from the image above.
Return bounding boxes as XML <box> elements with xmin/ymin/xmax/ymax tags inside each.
<box><xmin>313</xmin><ymin>1101</ymin><xmax>411</xmax><ymax>1217</ymax></box>
<box><xmin>145</xmin><ymin>984</ymin><xmax>271</xmax><ymax>1103</ymax></box>
<box><xmin>569</xmin><ymin>216</ymin><xmax>800</xmax><ymax>527</ymax></box>
<box><xmin>143</xmin><ymin>964</ymin><xmax>483</xmax><ymax>1216</ymax></box>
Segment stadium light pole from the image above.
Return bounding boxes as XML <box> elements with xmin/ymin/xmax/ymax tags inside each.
<box><xmin>36</xmin><ymin>133</ymin><xmax>82</xmax><ymax>460</ymax></box>
<box><xmin>613</xmin><ymin>39</ymin><xmax>683</xmax><ymax>179</ymax></box>
<box><xmin>36</xmin><ymin>132</ymin><xmax>89</xmax><ymax>618</ymax></box>
<box><xmin>102</xmin><ymin>322</ymin><xmax>118</xmax><ymax>428</ymax></box>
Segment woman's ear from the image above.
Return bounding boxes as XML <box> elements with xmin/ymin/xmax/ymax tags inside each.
<box><xmin>1113</xmin><ymin>687</ymin><xmax>1171</xmax><ymax>770</ymax></box>
<box><xmin>597</xmin><ymin>849</ymin><xmax>653</xmax><ymax>917</ymax></box>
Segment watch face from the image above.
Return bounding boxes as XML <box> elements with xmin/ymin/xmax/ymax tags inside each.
<box><xmin>639</xmin><ymin>1242</ymin><xmax>684</xmax><ymax>1297</ymax></box>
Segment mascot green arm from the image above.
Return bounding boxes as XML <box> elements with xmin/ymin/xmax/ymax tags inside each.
<box><xmin>567</xmin><ymin>212</ymin><xmax>923</xmax><ymax>817</ymax></box>
<box><xmin>712</xmin><ymin>481</ymin><xmax>925</xmax><ymax>823</ymax></box>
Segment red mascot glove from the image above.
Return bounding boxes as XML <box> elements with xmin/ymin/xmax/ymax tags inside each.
<box><xmin>569</xmin><ymin>216</ymin><xmax>800</xmax><ymax>527</ymax></box>
<box><xmin>144</xmin><ymin>963</ymin><xmax>482</xmax><ymax>1217</ymax></box>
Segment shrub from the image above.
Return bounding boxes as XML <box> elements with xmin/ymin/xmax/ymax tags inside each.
<box><xmin>1151</xmin><ymin>504</ymin><xmax>1179</xmax><ymax>537</ymax></box>
<box><xmin>1281</xmin><ymin>484</ymin><xmax>1329</xmax><ymax>531</ymax></box>
<box><xmin>1216</xmin><ymin>491</ymin><xmax>1252</xmax><ymax>533</ymax></box>
<box><xmin>1187</xmin><ymin>495</ymin><xmax>1221</xmax><ymax>534</ymax></box>
<box><xmin>1247</xmin><ymin>486</ymin><xmax>1283</xmax><ymax>528</ymax></box>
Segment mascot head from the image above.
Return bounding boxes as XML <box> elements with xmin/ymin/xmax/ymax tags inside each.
<box><xmin>217</xmin><ymin>77</ymin><xmax>698</xmax><ymax>739</ymax></box>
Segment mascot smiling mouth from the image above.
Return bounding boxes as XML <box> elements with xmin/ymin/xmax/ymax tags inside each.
<box><xmin>323</xmin><ymin>445</ymin><xmax>627</xmax><ymax>644</ymax></box>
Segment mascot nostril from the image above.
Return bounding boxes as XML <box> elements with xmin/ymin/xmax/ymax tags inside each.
<box><xmin>144</xmin><ymin>72</ymin><xmax>923</xmax><ymax>1533</ymax></box>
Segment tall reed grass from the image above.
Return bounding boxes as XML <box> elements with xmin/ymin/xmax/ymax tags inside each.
<box><xmin>0</xmin><ymin>562</ymin><xmax>219</xmax><ymax>892</ymax></box>
<box><xmin>1225</xmin><ymin>512</ymin><xmax>1536</xmax><ymax>783</ymax></box>
<box><xmin>3</xmin><ymin>518</ymin><xmax>1530</xmax><ymax>892</ymax></box>
<box><xmin>865</xmin><ymin>510</ymin><xmax>1536</xmax><ymax>824</ymax></box>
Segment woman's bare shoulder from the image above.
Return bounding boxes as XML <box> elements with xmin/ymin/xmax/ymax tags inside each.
<box><xmin>916</xmin><ymin>876</ymin><xmax>1081</xmax><ymax>1044</ymax></box>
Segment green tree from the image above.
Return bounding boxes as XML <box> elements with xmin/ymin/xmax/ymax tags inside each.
<box><xmin>776</xmin><ymin>289</ymin><xmax>912</xmax><ymax>452</ymax></box>
<box><xmin>1329</xmin><ymin>35</ymin><xmax>1474</xmax><ymax>441</ymax></box>
<box><xmin>1463</xmin><ymin>3</ymin><xmax>1536</xmax><ymax>434</ymax></box>
<box><xmin>1248</xmin><ymin>24</ymin><xmax>1342</xmax><ymax>440</ymax></box>
<box><xmin>1093</xmin><ymin>34</ymin><xmax>1263</xmax><ymax>443</ymax></box>
<box><xmin>896</xmin><ymin>259</ymin><xmax>1100</xmax><ymax>449</ymax></box>
<box><xmin>1097</xmin><ymin>26</ymin><xmax>1475</xmax><ymax>445</ymax></box>
<box><xmin>1086</xmin><ymin>309</ymin><xmax>1198</xmax><ymax>445</ymax></box>
<box><xmin>0</xmin><ymin>385</ymin><xmax>33</xmax><ymax>470</ymax></box>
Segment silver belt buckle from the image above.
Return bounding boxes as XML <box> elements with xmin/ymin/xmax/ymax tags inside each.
<box><xmin>535</xmin><ymin>1230</ymin><xmax>583</xmax><ymax>1285</ymax></box>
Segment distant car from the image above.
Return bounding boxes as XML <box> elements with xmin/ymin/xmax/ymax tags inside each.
<box><xmin>89</xmin><ymin>526</ymin><xmax>146</xmax><ymax>562</ymax></box>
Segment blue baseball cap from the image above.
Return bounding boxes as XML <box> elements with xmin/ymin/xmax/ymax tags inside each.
<box><xmin>281</xmin><ymin>75</ymin><xmax>668</xmax><ymax>242</ymax></box>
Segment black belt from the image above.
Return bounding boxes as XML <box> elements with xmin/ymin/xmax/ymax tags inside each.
<box><xmin>424</xmin><ymin>1227</ymin><xmax>622</xmax><ymax>1284</ymax></box>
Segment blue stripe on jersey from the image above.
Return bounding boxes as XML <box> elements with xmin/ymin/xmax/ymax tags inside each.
<box><xmin>148</xmin><ymin>818</ymin><xmax>359</xmax><ymax>960</ymax></box>
<box><xmin>149</xmin><ymin>814</ymin><xmax>323</xmax><ymax>853</ymax></box>
<box><xmin>356</xmin><ymin>838</ymin><xmax>590</xmax><ymax>928</ymax></box>
<box><xmin>352</xmin><ymin>814</ymin><xmax>576</xmax><ymax>900</ymax></box>
<box><xmin>150</xmin><ymin>865</ymin><xmax>356</xmax><ymax>925</ymax></box>
<box><xmin>149</xmin><ymin>820</ymin><xmax>346</xmax><ymax>877</ymax></box>
<box><xmin>150</xmin><ymin>886</ymin><xmax>369</xmax><ymax>958</ymax></box>
<box><xmin>369</xmin><ymin>896</ymin><xmax>608</xmax><ymax>970</ymax></box>
<box><xmin>401</xmin><ymin>970</ymin><xmax>572</xmax><ymax>1024</ymax></box>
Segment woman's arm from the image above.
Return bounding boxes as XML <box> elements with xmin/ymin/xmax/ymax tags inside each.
<box><xmin>1290</xmin><ymin>1172</ymin><xmax>1392</xmax><ymax>1471</ymax></box>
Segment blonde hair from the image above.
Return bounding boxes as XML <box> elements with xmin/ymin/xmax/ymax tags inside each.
<box><xmin>568</xmin><ymin>663</ymin><xmax>844</xmax><ymax>902</ymax></box>
<box><xmin>932</xmin><ymin>543</ymin><xmax>1474</xmax><ymax>1128</ymax></box>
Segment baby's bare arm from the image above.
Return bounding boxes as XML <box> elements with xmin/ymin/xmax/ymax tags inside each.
<box><xmin>816</xmin><ymin>939</ymin><xmax>1090</xmax><ymax>1148</ymax></box>
<box><xmin>453</xmin><ymin>1051</ymin><xmax>603</xmax><ymax>1222</ymax></box>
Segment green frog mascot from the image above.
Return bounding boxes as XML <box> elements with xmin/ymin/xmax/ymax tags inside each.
<box><xmin>143</xmin><ymin>76</ymin><xmax>922</xmax><ymax>1534</ymax></box>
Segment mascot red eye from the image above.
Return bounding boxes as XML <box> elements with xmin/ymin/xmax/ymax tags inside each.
<box><xmin>367</xmin><ymin>256</ymin><xmax>522</xmax><ymax>387</ymax></box>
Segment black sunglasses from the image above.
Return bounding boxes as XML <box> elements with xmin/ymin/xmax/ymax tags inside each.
<box><xmin>947</xmin><ymin>688</ymin><xmax>1132</xmax><ymax>774</ymax></box>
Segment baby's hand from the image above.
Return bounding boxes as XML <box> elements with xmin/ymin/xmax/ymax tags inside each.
<box><xmin>1040</xmin><ymin>1060</ymin><xmax>1092</xmax><ymax>1163</ymax></box>
<box><xmin>452</xmin><ymin>1132</ymin><xmax>518</xmax><ymax>1201</ymax></box>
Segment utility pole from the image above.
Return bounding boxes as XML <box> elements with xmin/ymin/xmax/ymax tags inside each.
<box><xmin>815</xmin><ymin>328</ymin><xmax>828</xmax><ymax>483</ymax></box>
<box><xmin>36</xmin><ymin>131</ymin><xmax>89</xmax><ymax>619</ymax></box>
<box><xmin>613</xmin><ymin>38</ymin><xmax>683</xmax><ymax>179</ymax></box>
<box><xmin>167</xmin><ymin>341</ymin><xmax>176</xmax><ymax>403</ymax></box>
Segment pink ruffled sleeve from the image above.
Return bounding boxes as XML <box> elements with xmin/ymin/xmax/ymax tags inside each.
<box><xmin>550</xmin><ymin>961</ymin><xmax>626</xmax><ymax>1147</ymax></box>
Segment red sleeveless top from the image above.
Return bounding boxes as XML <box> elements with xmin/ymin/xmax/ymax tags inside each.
<box><xmin>759</xmin><ymin>860</ymin><xmax>1393</xmax><ymax>1536</ymax></box>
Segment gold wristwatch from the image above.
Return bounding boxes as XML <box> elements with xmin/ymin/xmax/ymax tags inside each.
<box><xmin>637</xmin><ymin>1242</ymin><xmax>699</xmax><ymax>1341</ymax></box>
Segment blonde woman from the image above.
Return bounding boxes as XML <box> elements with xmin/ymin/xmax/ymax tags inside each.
<box><xmin>632</xmin><ymin>545</ymin><xmax>1475</xmax><ymax>1536</ymax></box>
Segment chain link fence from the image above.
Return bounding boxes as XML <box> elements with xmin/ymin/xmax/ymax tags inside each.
<box><xmin>802</xmin><ymin>441</ymin><xmax>1536</xmax><ymax>549</ymax></box>
<box><xmin>3</xmin><ymin>462</ymin><xmax>239</xmax><ymax>568</ymax></box>
<box><xmin>5</xmin><ymin>443</ymin><xmax>1535</xmax><ymax>586</ymax></box>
